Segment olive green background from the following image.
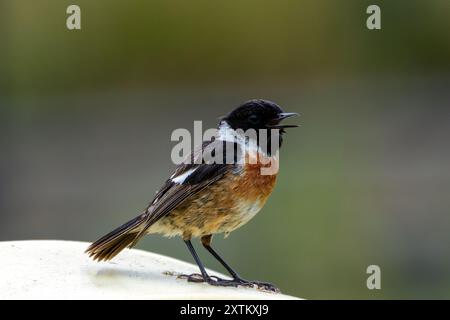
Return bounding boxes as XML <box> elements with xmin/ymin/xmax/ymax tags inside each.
<box><xmin>1</xmin><ymin>1</ymin><xmax>450</xmax><ymax>299</ymax></box>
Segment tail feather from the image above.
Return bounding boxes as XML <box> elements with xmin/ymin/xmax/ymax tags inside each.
<box><xmin>86</xmin><ymin>214</ymin><xmax>147</xmax><ymax>262</ymax></box>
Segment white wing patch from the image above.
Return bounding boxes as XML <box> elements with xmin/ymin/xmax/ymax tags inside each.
<box><xmin>171</xmin><ymin>168</ymin><xmax>196</xmax><ymax>184</ymax></box>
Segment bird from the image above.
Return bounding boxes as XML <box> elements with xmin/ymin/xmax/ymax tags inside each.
<box><xmin>85</xmin><ymin>99</ymin><xmax>298</xmax><ymax>292</ymax></box>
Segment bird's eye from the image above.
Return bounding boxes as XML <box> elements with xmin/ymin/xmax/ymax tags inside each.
<box><xmin>248</xmin><ymin>114</ymin><xmax>259</xmax><ymax>124</ymax></box>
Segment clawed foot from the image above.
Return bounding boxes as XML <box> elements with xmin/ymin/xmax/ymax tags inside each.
<box><xmin>236</xmin><ymin>279</ymin><xmax>281</xmax><ymax>293</ymax></box>
<box><xmin>178</xmin><ymin>273</ymin><xmax>205</xmax><ymax>283</ymax></box>
<box><xmin>178</xmin><ymin>273</ymin><xmax>235</xmax><ymax>285</ymax></box>
<box><xmin>178</xmin><ymin>273</ymin><xmax>280</xmax><ymax>293</ymax></box>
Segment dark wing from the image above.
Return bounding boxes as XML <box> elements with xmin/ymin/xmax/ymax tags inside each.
<box><xmin>86</xmin><ymin>139</ymin><xmax>240</xmax><ymax>260</ymax></box>
<box><xmin>129</xmin><ymin>139</ymin><xmax>238</xmax><ymax>245</ymax></box>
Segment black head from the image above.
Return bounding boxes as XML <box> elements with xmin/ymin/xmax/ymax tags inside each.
<box><xmin>221</xmin><ymin>99</ymin><xmax>298</xmax><ymax>154</ymax></box>
<box><xmin>222</xmin><ymin>99</ymin><xmax>298</xmax><ymax>132</ymax></box>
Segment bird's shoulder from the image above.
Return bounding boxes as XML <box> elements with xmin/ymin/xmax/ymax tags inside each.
<box><xmin>146</xmin><ymin>138</ymin><xmax>241</xmax><ymax>211</ymax></box>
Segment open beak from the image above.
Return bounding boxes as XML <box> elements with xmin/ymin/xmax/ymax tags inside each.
<box><xmin>267</xmin><ymin>112</ymin><xmax>299</xmax><ymax>129</ymax></box>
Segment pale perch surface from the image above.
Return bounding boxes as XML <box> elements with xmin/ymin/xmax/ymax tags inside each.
<box><xmin>0</xmin><ymin>240</ymin><xmax>298</xmax><ymax>300</ymax></box>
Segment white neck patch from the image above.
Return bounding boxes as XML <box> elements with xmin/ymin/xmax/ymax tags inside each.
<box><xmin>217</xmin><ymin>121</ymin><xmax>268</xmax><ymax>156</ymax></box>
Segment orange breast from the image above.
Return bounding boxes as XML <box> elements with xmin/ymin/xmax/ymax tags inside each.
<box><xmin>235</xmin><ymin>151</ymin><xmax>278</xmax><ymax>203</ymax></box>
<box><xmin>149</xmin><ymin>150</ymin><xmax>279</xmax><ymax>239</ymax></box>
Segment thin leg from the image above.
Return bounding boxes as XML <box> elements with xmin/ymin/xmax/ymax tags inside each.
<box><xmin>182</xmin><ymin>240</ymin><xmax>210</xmax><ymax>282</ymax></box>
<box><xmin>201</xmin><ymin>235</ymin><xmax>240</xmax><ymax>279</ymax></box>
<box><xmin>201</xmin><ymin>235</ymin><xmax>280</xmax><ymax>292</ymax></box>
<box><xmin>181</xmin><ymin>239</ymin><xmax>234</xmax><ymax>285</ymax></box>
<box><xmin>180</xmin><ymin>239</ymin><xmax>252</xmax><ymax>288</ymax></box>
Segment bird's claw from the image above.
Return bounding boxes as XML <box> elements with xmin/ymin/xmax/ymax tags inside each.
<box><xmin>178</xmin><ymin>273</ymin><xmax>235</xmax><ymax>286</ymax></box>
<box><xmin>178</xmin><ymin>273</ymin><xmax>280</xmax><ymax>292</ymax></box>
<box><xmin>243</xmin><ymin>280</ymin><xmax>280</xmax><ymax>293</ymax></box>
<box><xmin>210</xmin><ymin>277</ymin><xmax>280</xmax><ymax>292</ymax></box>
<box><xmin>178</xmin><ymin>273</ymin><xmax>205</xmax><ymax>283</ymax></box>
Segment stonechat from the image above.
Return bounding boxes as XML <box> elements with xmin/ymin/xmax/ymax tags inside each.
<box><xmin>86</xmin><ymin>99</ymin><xmax>298</xmax><ymax>292</ymax></box>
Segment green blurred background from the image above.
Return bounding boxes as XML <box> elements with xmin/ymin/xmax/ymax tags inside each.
<box><xmin>1</xmin><ymin>0</ymin><xmax>450</xmax><ymax>299</ymax></box>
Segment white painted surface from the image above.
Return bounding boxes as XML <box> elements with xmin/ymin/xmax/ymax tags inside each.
<box><xmin>0</xmin><ymin>240</ymin><xmax>299</xmax><ymax>300</ymax></box>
